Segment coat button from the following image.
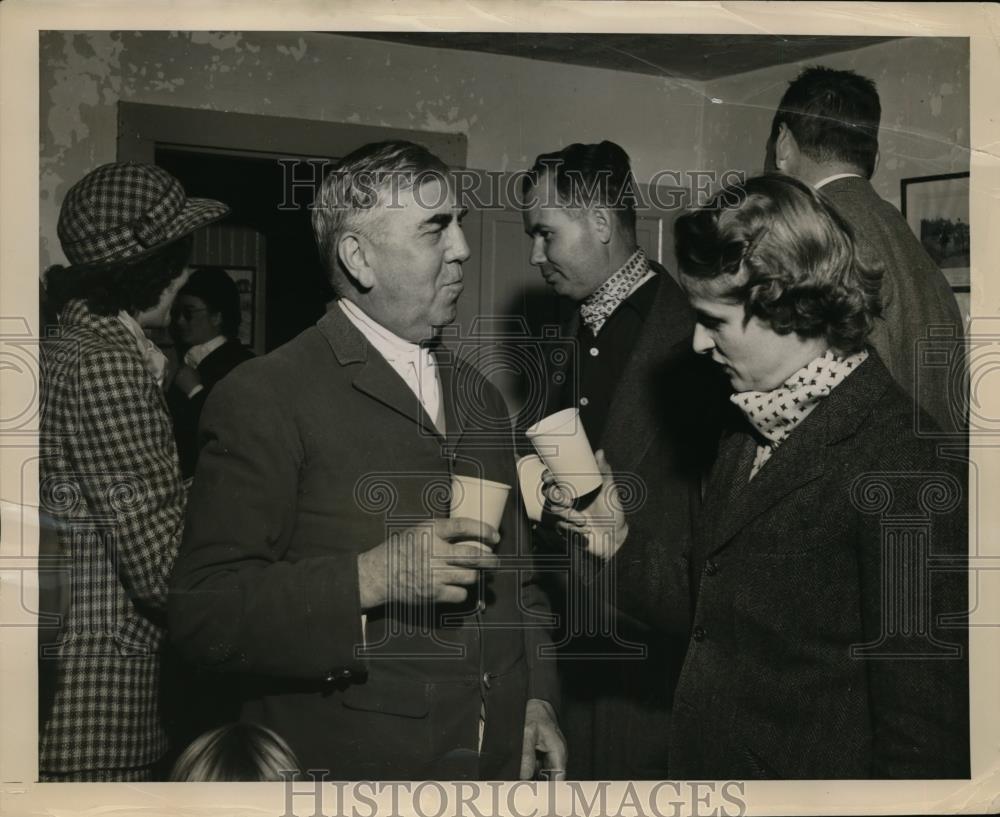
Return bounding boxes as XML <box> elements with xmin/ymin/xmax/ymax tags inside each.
<box><xmin>704</xmin><ymin>560</ymin><xmax>718</xmax><ymax>576</ymax></box>
<box><xmin>325</xmin><ymin>668</ymin><xmax>352</xmax><ymax>682</ymax></box>
<box><xmin>589</xmin><ymin>347</ymin><xmax>600</xmax><ymax>357</ymax></box>
<box><xmin>692</xmin><ymin>626</ymin><xmax>706</xmax><ymax>642</ymax></box>
<box><xmin>579</xmin><ymin>397</ymin><xmax>589</xmax><ymax>407</ymax></box>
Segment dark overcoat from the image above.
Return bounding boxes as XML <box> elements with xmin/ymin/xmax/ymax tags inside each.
<box><xmin>167</xmin><ymin>337</ymin><xmax>254</xmax><ymax>478</ymax></box>
<box><xmin>613</xmin><ymin>352</ymin><xmax>970</xmax><ymax>779</ymax></box>
<box><xmin>168</xmin><ymin>305</ymin><xmax>557</xmax><ymax>780</ymax></box>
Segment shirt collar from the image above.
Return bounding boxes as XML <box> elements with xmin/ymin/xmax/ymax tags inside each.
<box><xmin>338</xmin><ymin>298</ymin><xmax>428</xmax><ymax>365</ymax></box>
<box><xmin>579</xmin><ymin>248</ymin><xmax>653</xmax><ymax>335</ymax></box>
<box><xmin>815</xmin><ymin>172</ymin><xmax>863</xmax><ymax>190</ymax></box>
<box><xmin>184</xmin><ymin>334</ymin><xmax>227</xmax><ymax>368</ymax></box>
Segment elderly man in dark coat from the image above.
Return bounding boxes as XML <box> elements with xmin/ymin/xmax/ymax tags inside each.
<box><xmin>169</xmin><ymin>141</ymin><xmax>564</xmax><ymax>780</ymax></box>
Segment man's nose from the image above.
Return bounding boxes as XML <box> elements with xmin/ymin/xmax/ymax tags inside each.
<box><xmin>447</xmin><ymin>224</ymin><xmax>471</xmax><ymax>264</ymax></box>
<box><xmin>529</xmin><ymin>237</ymin><xmax>546</xmax><ymax>267</ymax></box>
<box><xmin>692</xmin><ymin>323</ymin><xmax>715</xmax><ymax>354</ymax></box>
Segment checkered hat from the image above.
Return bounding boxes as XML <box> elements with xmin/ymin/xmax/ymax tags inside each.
<box><xmin>57</xmin><ymin>162</ymin><xmax>229</xmax><ymax>266</ymax></box>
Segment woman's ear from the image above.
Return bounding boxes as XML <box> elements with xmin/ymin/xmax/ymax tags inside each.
<box><xmin>337</xmin><ymin>233</ymin><xmax>376</xmax><ymax>290</ymax></box>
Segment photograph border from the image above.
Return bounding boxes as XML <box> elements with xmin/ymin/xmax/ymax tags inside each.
<box><xmin>2</xmin><ymin>2</ymin><xmax>999</xmax><ymax>816</ymax></box>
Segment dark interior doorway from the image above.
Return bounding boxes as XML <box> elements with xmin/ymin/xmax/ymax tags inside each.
<box><xmin>156</xmin><ymin>147</ymin><xmax>334</xmax><ymax>351</ymax></box>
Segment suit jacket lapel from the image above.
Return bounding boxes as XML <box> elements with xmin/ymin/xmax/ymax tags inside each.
<box><xmin>317</xmin><ymin>307</ymin><xmax>443</xmax><ymax>441</ymax></box>
<box><xmin>435</xmin><ymin>347</ymin><xmax>467</xmax><ymax>452</ymax></box>
<box><xmin>704</xmin><ymin>419</ymin><xmax>828</xmax><ymax>557</ymax></box>
<box><xmin>702</xmin><ymin>354</ymin><xmax>890</xmax><ymax>557</ymax></box>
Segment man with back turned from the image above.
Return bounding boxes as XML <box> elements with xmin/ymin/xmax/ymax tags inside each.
<box><xmin>766</xmin><ymin>66</ymin><xmax>965</xmax><ymax>432</ymax></box>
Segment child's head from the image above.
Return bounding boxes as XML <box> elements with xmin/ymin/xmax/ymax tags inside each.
<box><xmin>170</xmin><ymin>722</ymin><xmax>301</xmax><ymax>782</ymax></box>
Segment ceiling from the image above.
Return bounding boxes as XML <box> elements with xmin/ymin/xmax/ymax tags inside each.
<box><xmin>338</xmin><ymin>33</ymin><xmax>899</xmax><ymax>81</ymax></box>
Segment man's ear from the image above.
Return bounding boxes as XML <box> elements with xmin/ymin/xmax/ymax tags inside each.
<box><xmin>208</xmin><ymin>310</ymin><xmax>223</xmax><ymax>333</ymax></box>
<box><xmin>589</xmin><ymin>207</ymin><xmax>614</xmax><ymax>245</ymax></box>
<box><xmin>337</xmin><ymin>232</ymin><xmax>376</xmax><ymax>290</ymax></box>
<box><xmin>774</xmin><ymin>123</ymin><xmax>798</xmax><ymax>174</ymax></box>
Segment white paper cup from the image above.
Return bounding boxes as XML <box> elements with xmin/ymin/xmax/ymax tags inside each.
<box><xmin>525</xmin><ymin>408</ymin><xmax>601</xmax><ymax>500</ymax></box>
<box><xmin>516</xmin><ymin>454</ymin><xmax>548</xmax><ymax>523</ymax></box>
<box><xmin>450</xmin><ymin>474</ymin><xmax>511</xmax><ymax>544</ymax></box>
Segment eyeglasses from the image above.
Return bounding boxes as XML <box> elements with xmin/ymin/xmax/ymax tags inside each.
<box><xmin>176</xmin><ymin>307</ymin><xmax>209</xmax><ymax>321</ymax></box>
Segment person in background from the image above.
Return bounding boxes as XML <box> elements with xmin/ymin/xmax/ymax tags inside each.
<box><xmin>519</xmin><ymin>141</ymin><xmax>720</xmax><ymax>779</ymax></box>
<box><xmin>766</xmin><ymin>65</ymin><xmax>966</xmax><ymax>432</ymax></box>
<box><xmin>168</xmin><ymin>266</ymin><xmax>254</xmax><ymax>479</ymax></box>
<box><xmin>40</xmin><ymin>161</ymin><xmax>228</xmax><ymax>781</ymax></box>
<box><xmin>546</xmin><ymin>174</ymin><xmax>969</xmax><ymax>779</ymax></box>
<box><xmin>169</xmin><ymin>722</ymin><xmax>300</xmax><ymax>782</ymax></box>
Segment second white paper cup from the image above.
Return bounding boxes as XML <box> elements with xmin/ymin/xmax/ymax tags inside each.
<box><xmin>525</xmin><ymin>407</ymin><xmax>601</xmax><ymax>499</ymax></box>
<box><xmin>516</xmin><ymin>454</ymin><xmax>548</xmax><ymax>523</ymax></box>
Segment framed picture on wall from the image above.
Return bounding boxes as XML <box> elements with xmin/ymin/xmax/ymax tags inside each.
<box><xmin>901</xmin><ymin>171</ymin><xmax>970</xmax><ymax>323</ymax></box>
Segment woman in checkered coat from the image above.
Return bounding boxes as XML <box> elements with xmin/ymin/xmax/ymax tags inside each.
<box><xmin>39</xmin><ymin>162</ymin><xmax>227</xmax><ymax>781</ymax></box>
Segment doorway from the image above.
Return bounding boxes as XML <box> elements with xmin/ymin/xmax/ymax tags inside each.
<box><xmin>156</xmin><ymin>147</ymin><xmax>330</xmax><ymax>351</ymax></box>
<box><xmin>117</xmin><ymin>101</ymin><xmax>469</xmax><ymax>352</ymax></box>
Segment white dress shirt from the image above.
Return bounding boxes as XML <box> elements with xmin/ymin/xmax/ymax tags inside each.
<box><xmin>180</xmin><ymin>334</ymin><xmax>228</xmax><ymax>398</ymax></box>
<box><xmin>338</xmin><ymin>299</ymin><xmax>445</xmax><ymax>436</ymax></box>
<box><xmin>184</xmin><ymin>334</ymin><xmax>227</xmax><ymax>368</ymax></box>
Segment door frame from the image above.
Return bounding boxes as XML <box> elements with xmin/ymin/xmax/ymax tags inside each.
<box><xmin>117</xmin><ymin>102</ymin><xmax>468</xmax><ymax>167</ymax></box>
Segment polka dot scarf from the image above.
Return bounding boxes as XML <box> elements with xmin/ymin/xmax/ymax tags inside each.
<box><xmin>731</xmin><ymin>349</ymin><xmax>869</xmax><ymax>480</ymax></box>
<box><xmin>579</xmin><ymin>248</ymin><xmax>651</xmax><ymax>335</ymax></box>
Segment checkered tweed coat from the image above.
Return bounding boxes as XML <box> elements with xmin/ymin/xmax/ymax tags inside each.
<box><xmin>39</xmin><ymin>299</ymin><xmax>186</xmax><ymax>776</ymax></box>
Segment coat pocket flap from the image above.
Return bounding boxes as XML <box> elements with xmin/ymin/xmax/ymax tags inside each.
<box><xmin>341</xmin><ymin>679</ymin><xmax>432</xmax><ymax>719</ymax></box>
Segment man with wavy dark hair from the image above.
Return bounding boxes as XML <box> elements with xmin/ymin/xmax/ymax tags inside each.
<box><xmin>766</xmin><ymin>65</ymin><xmax>965</xmax><ymax>432</ymax></box>
<box><xmin>519</xmin><ymin>141</ymin><xmax>719</xmax><ymax>778</ymax></box>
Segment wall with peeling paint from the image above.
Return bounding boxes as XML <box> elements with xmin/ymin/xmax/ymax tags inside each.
<box><xmin>40</xmin><ymin>32</ymin><xmax>968</xmax><ymax>273</ymax></box>
<box><xmin>699</xmin><ymin>37</ymin><xmax>970</xmax><ymax>205</ymax></box>
<box><xmin>39</xmin><ymin>30</ymin><xmax>706</xmax><ymax>270</ymax></box>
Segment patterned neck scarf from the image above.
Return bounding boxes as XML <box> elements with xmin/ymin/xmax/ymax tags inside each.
<box><xmin>579</xmin><ymin>248</ymin><xmax>651</xmax><ymax>335</ymax></box>
<box><xmin>731</xmin><ymin>349</ymin><xmax>868</xmax><ymax>479</ymax></box>
<box><xmin>117</xmin><ymin>311</ymin><xmax>168</xmax><ymax>389</ymax></box>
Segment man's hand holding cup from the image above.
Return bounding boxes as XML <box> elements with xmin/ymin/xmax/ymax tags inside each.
<box><xmin>358</xmin><ymin>518</ymin><xmax>500</xmax><ymax>609</ymax></box>
<box><xmin>541</xmin><ymin>449</ymin><xmax>629</xmax><ymax>560</ymax></box>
